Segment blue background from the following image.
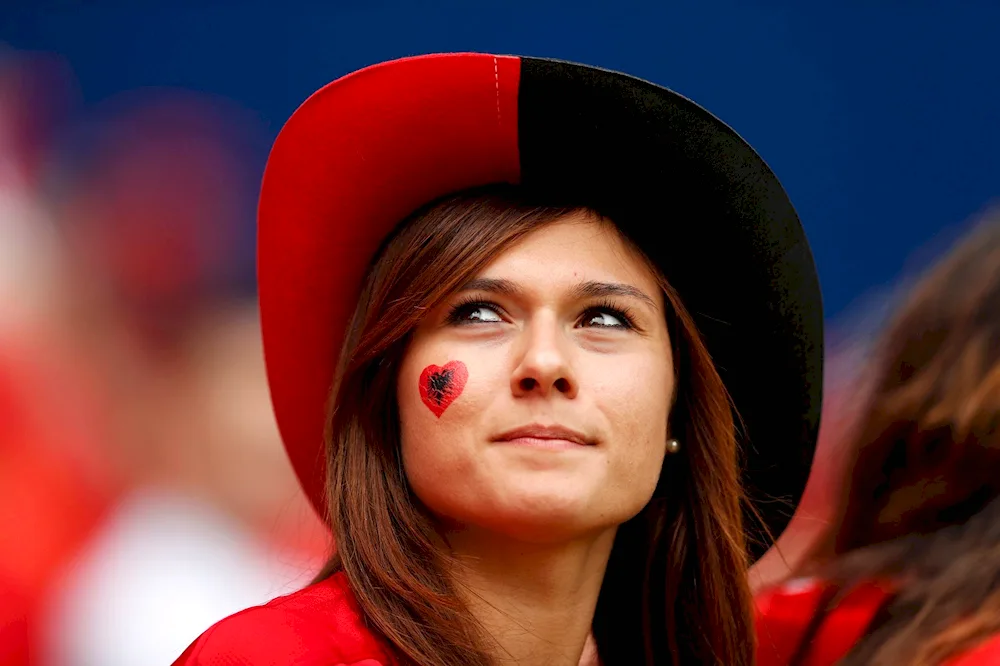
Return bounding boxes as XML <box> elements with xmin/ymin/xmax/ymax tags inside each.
<box><xmin>4</xmin><ymin>1</ymin><xmax>998</xmax><ymax>319</ymax></box>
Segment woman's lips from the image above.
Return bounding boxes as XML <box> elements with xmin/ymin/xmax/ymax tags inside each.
<box><xmin>492</xmin><ymin>424</ymin><xmax>595</xmax><ymax>450</ymax></box>
<box><xmin>498</xmin><ymin>436</ymin><xmax>586</xmax><ymax>450</ymax></box>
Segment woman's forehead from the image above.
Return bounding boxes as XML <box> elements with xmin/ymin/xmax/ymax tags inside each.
<box><xmin>473</xmin><ymin>213</ymin><xmax>662</xmax><ymax>295</ymax></box>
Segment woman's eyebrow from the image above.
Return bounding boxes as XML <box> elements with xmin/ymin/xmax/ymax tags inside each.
<box><xmin>459</xmin><ymin>277</ymin><xmax>522</xmax><ymax>296</ymax></box>
<box><xmin>460</xmin><ymin>277</ymin><xmax>656</xmax><ymax>308</ymax></box>
<box><xmin>571</xmin><ymin>281</ymin><xmax>657</xmax><ymax>308</ymax></box>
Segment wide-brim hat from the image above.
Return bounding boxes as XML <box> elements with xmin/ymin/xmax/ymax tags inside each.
<box><xmin>258</xmin><ymin>52</ymin><xmax>823</xmax><ymax>561</ymax></box>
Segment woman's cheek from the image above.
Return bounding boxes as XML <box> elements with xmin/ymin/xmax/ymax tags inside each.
<box><xmin>599</xmin><ymin>358</ymin><xmax>671</xmax><ymax>452</ymax></box>
<box><xmin>400</xmin><ymin>362</ymin><xmax>492</xmax><ymax>514</ymax></box>
<box><xmin>400</xmin><ymin>356</ymin><xmax>493</xmax><ymax>465</ymax></box>
<box><xmin>596</xmin><ymin>357</ymin><xmax>661</xmax><ymax>409</ymax></box>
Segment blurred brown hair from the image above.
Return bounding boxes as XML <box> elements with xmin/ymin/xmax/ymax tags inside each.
<box><xmin>310</xmin><ymin>185</ymin><xmax>756</xmax><ymax>665</ymax></box>
<box><xmin>828</xmin><ymin>208</ymin><xmax>1000</xmax><ymax>556</ymax></box>
<box><xmin>797</xmin><ymin>207</ymin><xmax>1000</xmax><ymax>665</ymax></box>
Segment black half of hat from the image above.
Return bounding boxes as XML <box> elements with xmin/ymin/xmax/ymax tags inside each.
<box><xmin>515</xmin><ymin>57</ymin><xmax>824</xmax><ymax>561</ymax></box>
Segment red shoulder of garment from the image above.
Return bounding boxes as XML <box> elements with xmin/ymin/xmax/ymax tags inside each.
<box><xmin>946</xmin><ymin>634</ymin><xmax>1000</xmax><ymax>666</ymax></box>
<box><xmin>756</xmin><ymin>578</ymin><xmax>1000</xmax><ymax>666</ymax></box>
<box><xmin>755</xmin><ymin>577</ymin><xmax>894</xmax><ymax>666</ymax></box>
<box><xmin>171</xmin><ymin>571</ymin><xmax>391</xmax><ymax>666</ymax></box>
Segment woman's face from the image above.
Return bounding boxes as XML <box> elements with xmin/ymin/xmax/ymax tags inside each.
<box><xmin>397</xmin><ymin>213</ymin><xmax>674</xmax><ymax>543</ymax></box>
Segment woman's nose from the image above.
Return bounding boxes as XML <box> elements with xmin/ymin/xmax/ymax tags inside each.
<box><xmin>510</xmin><ymin>314</ymin><xmax>578</xmax><ymax>399</ymax></box>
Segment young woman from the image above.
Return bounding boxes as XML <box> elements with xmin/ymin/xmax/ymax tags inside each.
<box><xmin>755</xmin><ymin>210</ymin><xmax>1000</xmax><ymax>666</ymax></box>
<box><xmin>173</xmin><ymin>53</ymin><xmax>824</xmax><ymax>666</ymax></box>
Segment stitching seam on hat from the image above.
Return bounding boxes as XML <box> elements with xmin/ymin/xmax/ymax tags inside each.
<box><xmin>494</xmin><ymin>56</ymin><xmax>501</xmax><ymax>126</ymax></box>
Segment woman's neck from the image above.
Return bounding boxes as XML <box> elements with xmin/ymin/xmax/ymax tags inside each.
<box><xmin>444</xmin><ymin>527</ymin><xmax>616</xmax><ymax>666</ymax></box>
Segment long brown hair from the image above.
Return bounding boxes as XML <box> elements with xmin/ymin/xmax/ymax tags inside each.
<box><xmin>795</xmin><ymin>208</ymin><xmax>1000</xmax><ymax>665</ymax></box>
<box><xmin>311</xmin><ymin>184</ymin><xmax>755</xmax><ymax>665</ymax></box>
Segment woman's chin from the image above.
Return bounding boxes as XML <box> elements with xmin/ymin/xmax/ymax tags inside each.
<box><xmin>459</xmin><ymin>497</ymin><xmax>625</xmax><ymax>545</ymax></box>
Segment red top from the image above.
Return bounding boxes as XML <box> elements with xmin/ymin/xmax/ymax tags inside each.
<box><xmin>756</xmin><ymin>578</ymin><xmax>1000</xmax><ymax>666</ymax></box>
<box><xmin>171</xmin><ymin>572</ymin><xmax>392</xmax><ymax>666</ymax></box>
<box><xmin>175</xmin><ymin>571</ymin><xmax>1000</xmax><ymax>665</ymax></box>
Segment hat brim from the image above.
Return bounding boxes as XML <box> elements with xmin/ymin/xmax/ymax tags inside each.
<box><xmin>258</xmin><ymin>52</ymin><xmax>823</xmax><ymax>561</ymax></box>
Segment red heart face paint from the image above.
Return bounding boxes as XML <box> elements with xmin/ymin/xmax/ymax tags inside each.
<box><xmin>418</xmin><ymin>361</ymin><xmax>468</xmax><ymax>418</ymax></box>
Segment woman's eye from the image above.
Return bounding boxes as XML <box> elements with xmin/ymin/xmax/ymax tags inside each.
<box><xmin>579</xmin><ymin>309</ymin><xmax>630</xmax><ymax>329</ymax></box>
<box><xmin>465</xmin><ymin>306</ymin><xmax>503</xmax><ymax>323</ymax></box>
<box><xmin>448</xmin><ymin>302</ymin><xmax>504</xmax><ymax>325</ymax></box>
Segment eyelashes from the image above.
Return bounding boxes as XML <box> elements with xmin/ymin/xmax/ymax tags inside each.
<box><xmin>581</xmin><ymin>299</ymin><xmax>639</xmax><ymax>330</ymax></box>
<box><xmin>444</xmin><ymin>295</ymin><xmax>639</xmax><ymax>331</ymax></box>
<box><xmin>444</xmin><ymin>297</ymin><xmax>504</xmax><ymax>326</ymax></box>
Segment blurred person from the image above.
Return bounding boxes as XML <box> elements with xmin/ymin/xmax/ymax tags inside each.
<box><xmin>0</xmin><ymin>46</ymin><xmax>118</xmax><ymax>666</ymax></box>
<box><xmin>0</xmin><ymin>45</ymin><xmax>74</xmax><ymax>336</ymax></box>
<box><xmin>174</xmin><ymin>53</ymin><xmax>824</xmax><ymax>666</ymax></box>
<box><xmin>755</xmin><ymin>207</ymin><xmax>1000</xmax><ymax>665</ymax></box>
<box><xmin>35</xmin><ymin>90</ymin><xmax>327</xmax><ymax>666</ymax></box>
